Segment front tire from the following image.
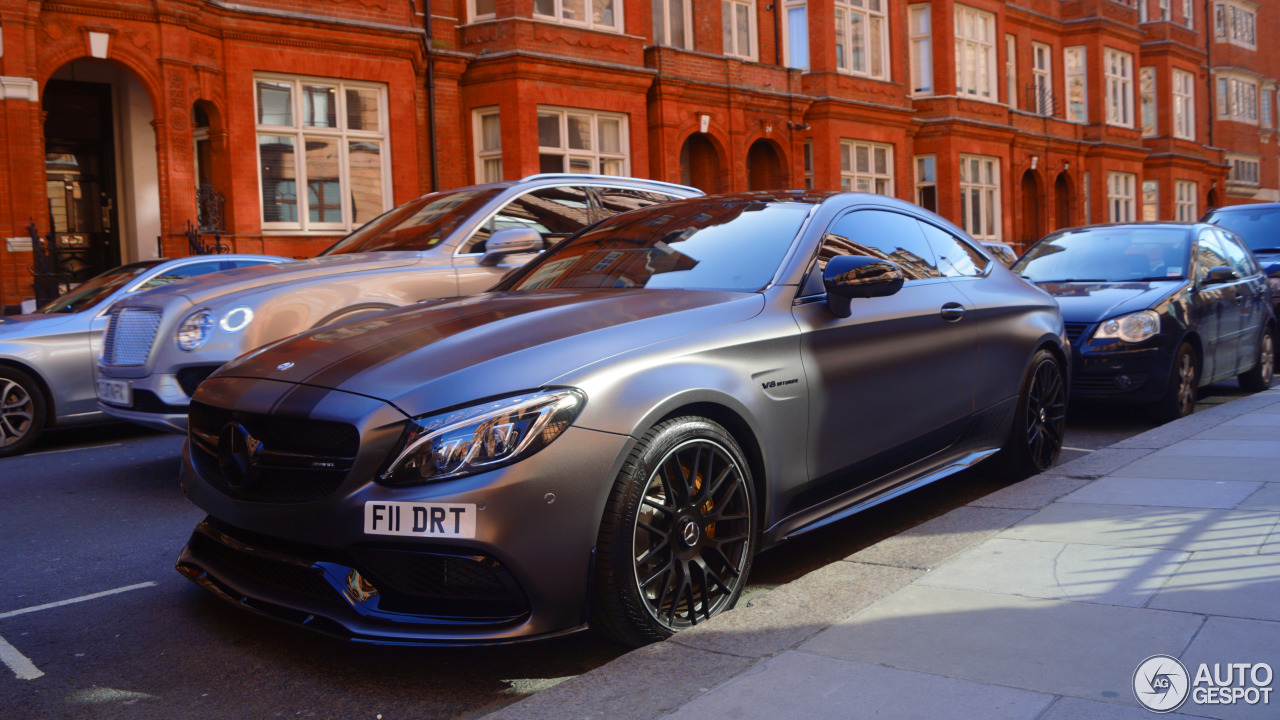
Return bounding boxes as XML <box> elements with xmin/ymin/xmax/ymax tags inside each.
<box><xmin>1155</xmin><ymin>343</ymin><xmax>1199</xmax><ymax>422</ymax></box>
<box><xmin>996</xmin><ymin>349</ymin><xmax>1066</xmax><ymax>480</ymax></box>
<box><xmin>0</xmin><ymin>366</ymin><xmax>48</xmax><ymax>458</ymax></box>
<box><xmin>1238</xmin><ymin>326</ymin><xmax>1274</xmax><ymax>392</ymax></box>
<box><xmin>592</xmin><ymin>417</ymin><xmax>756</xmax><ymax>647</ymax></box>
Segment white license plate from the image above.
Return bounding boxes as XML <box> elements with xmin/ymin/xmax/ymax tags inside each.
<box><xmin>96</xmin><ymin>378</ymin><xmax>132</xmax><ymax>407</ymax></box>
<box><xmin>364</xmin><ymin>501</ymin><xmax>476</xmax><ymax>538</ymax></box>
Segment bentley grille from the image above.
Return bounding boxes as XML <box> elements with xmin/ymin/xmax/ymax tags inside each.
<box><xmin>102</xmin><ymin>307</ymin><xmax>163</xmax><ymax>366</ymax></box>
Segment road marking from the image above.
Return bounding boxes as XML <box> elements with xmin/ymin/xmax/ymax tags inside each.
<box><xmin>0</xmin><ymin>582</ymin><xmax>156</xmax><ymax>620</ymax></box>
<box><xmin>22</xmin><ymin>443</ymin><xmax>123</xmax><ymax>457</ymax></box>
<box><xmin>0</xmin><ymin>633</ymin><xmax>43</xmax><ymax>680</ymax></box>
<box><xmin>1062</xmin><ymin>446</ymin><xmax>1096</xmax><ymax>452</ymax></box>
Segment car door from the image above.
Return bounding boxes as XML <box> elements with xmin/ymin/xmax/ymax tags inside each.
<box><xmin>1193</xmin><ymin>230</ymin><xmax>1234</xmax><ymax>380</ymax></box>
<box><xmin>792</xmin><ymin>208</ymin><xmax>981</xmax><ymax>506</ymax></box>
<box><xmin>1216</xmin><ymin>228</ymin><xmax>1268</xmax><ymax>372</ymax></box>
<box><xmin>453</xmin><ymin>185</ymin><xmax>593</xmax><ymax>295</ymax></box>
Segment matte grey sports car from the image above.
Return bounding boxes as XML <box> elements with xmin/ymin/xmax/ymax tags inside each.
<box><xmin>176</xmin><ymin>192</ymin><xmax>1068</xmax><ymax>647</ymax></box>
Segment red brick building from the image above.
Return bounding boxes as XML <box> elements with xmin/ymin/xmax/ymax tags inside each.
<box><xmin>0</xmin><ymin>0</ymin><xmax>1276</xmax><ymax>308</ymax></box>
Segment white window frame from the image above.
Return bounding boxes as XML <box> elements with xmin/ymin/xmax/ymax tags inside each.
<box><xmin>1216</xmin><ymin>71</ymin><xmax>1260</xmax><ymax>124</ymax></box>
<box><xmin>1107</xmin><ymin>171</ymin><xmax>1136</xmax><ymax>222</ymax></box>
<box><xmin>1175</xmin><ymin>179</ymin><xmax>1197</xmax><ymax>221</ymax></box>
<box><xmin>1139</xmin><ymin>0</ymin><xmax>1148</xmax><ymax>23</ymax></box>
<box><xmin>954</xmin><ymin>4</ymin><xmax>997</xmax><ymax>103</ymax></box>
<box><xmin>1173</xmin><ymin>68</ymin><xmax>1196</xmax><ymax>140</ymax></box>
<box><xmin>1005</xmin><ymin>34</ymin><xmax>1016</xmax><ymax>109</ymax></box>
<box><xmin>909</xmin><ymin>4</ymin><xmax>933</xmax><ymax>96</ymax></box>
<box><xmin>1105</xmin><ymin>48</ymin><xmax>1135</xmax><ymax>128</ymax></box>
<box><xmin>1142</xmin><ymin>179</ymin><xmax>1159</xmax><ymax>221</ymax></box>
<box><xmin>959</xmin><ymin>154</ymin><xmax>1001</xmax><ymax>241</ymax></box>
<box><xmin>536</xmin><ymin>106</ymin><xmax>630</xmax><ymax>176</ymax></box>
<box><xmin>473</xmin><ymin>107</ymin><xmax>502</xmax><ymax>184</ymax></box>
<box><xmin>915</xmin><ymin>155</ymin><xmax>938</xmax><ymax>212</ymax></box>
<box><xmin>839</xmin><ymin>139</ymin><xmax>894</xmax><ymax>195</ymax></box>
<box><xmin>1065</xmin><ymin>46</ymin><xmax>1088</xmax><ymax>123</ymax></box>
<box><xmin>1032</xmin><ymin>42</ymin><xmax>1052</xmax><ymax>116</ymax></box>
<box><xmin>1182</xmin><ymin>0</ymin><xmax>1194</xmax><ymax>28</ymax></box>
<box><xmin>722</xmin><ymin>0</ymin><xmax>757</xmax><ymax>60</ymax></box>
<box><xmin>1263</xmin><ymin>86</ymin><xmax>1274</xmax><ymax>129</ymax></box>
<box><xmin>835</xmin><ymin>0</ymin><xmax>889</xmax><ymax>80</ymax></box>
<box><xmin>253</xmin><ymin>73</ymin><xmax>392</xmax><ymax>233</ymax></box>
<box><xmin>1214</xmin><ymin>1</ymin><xmax>1257</xmax><ymax>49</ymax></box>
<box><xmin>1160</xmin><ymin>0</ymin><xmax>1171</xmax><ymax>21</ymax></box>
<box><xmin>1140</xmin><ymin>67</ymin><xmax>1157</xmax><ymax>137</ymax></box>
<box><xmin>468</xmin><ymin>0</ymin><xmax>497</xmax><ymax>22</ymax></box>
<box><xmin>803</xmin><ymin>139</ymin><xmax>814</xmax><ymax>189</ymax></box>
<box><xmin>1226</xmin><ymin>153</ymin><xmax>1260</xmax><ymax>186</ymax></box>
<box><xmin>783</xmin><ymin>0</ymin><xmax>809</xmax><ymax>69</ymax></box>
<box><xmin>653</xmin><ymin>0</ymin><xmax>693</xmax><ymax>48</ymax></box>
<box><xmin>535</xmin><ymin>0</ymin><xmax>623</xmax><ymax>33</ymax></box>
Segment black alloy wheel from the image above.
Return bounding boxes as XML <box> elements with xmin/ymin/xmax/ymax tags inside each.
<box><xmin>0</xmin><ymin>366</ymin><xmax>47</xmax><ymax>458</ymax></box>
<box><xmin>1239</xmin><ymin>326</ymin><xmax>1275</xmax><ymax>392</ymax></box>
<box><xmin>593</xmin><ymin>417</ymin><xmax>755</xmax><ymax>647</ymax></box>
<box><xmin>1156</xmin><ymin>343</ymin><xmax>1199</xmax><ymax>422</ymax></box>
<box><xmin>998</xmin><ymin>349</ymin><xmax>1066</xmax><ymax>479</ymax></box>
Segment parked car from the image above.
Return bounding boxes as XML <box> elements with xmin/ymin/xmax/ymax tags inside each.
<box><xmin>96</xmin><ymin>175</ymin><xmax>701</xmax><ymax>434</ymax></box>
<box><xmin>982</xmin><ymin>240</ymin><xmax>1019</xmax><ymax>267</ymax></box>
<box><xmin>0</xmin><ymin>254</ymin><xmax>285</xmax><ymax>457</ymax></box>
<box><xmin>175</xmin><ymin>191</ymin><xmax>1068</xmax><ymax>648</ymax></box>
<box><xmin>1012</xmin><ymin>223</ymin><xmax>1274</xmax><ymax>421</ymax></box>
<box><xmin>1201</xmin><ymin>203</ymin><xmax>1280</xmax><ymax>310</ymax></box>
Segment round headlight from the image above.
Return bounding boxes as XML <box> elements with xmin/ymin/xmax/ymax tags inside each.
<box><xmin>219</xmin><ymin>306</ymin><xmax>254</xmax><ymax>333</ymax></box>
<box><xmin>176</xmin><ymin>310</ymin><xmax>214</xmax><ymax>351</ymax></box>
<box><xmin>1094</xmin><ymin>310</ymin><xmax>1161</xmax><ymax>344</ymax></box>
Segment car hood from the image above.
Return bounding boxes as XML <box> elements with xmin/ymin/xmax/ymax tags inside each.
<box><xmin>215</xmin><ymin>289</ymin><xmax>763</xmax><ymax>417</ymax></box>
<box><xmin>142</xmin><ymin>252</ymin><xmax>422</xmax><ymax>306</ymax></box>
<box><xmin>1037</xmin><ymin>281</ymin><xmax>1181</xmax><ymax>323</ymax></box>
<box><xmin>0</xmin><ymin>312</ymin><xmax>78</xmax><ymax>338</ymax></box>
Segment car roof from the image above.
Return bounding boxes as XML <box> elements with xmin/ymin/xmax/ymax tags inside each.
<box><xmin>456</xmin><ymin>173</ymin><xmax>704</xmax><ymax>197</ymax></box>
<box><xmin>1203</xmin><ymin>202</ymin><xmax>1280</xmax><ymax>214</ymax></box>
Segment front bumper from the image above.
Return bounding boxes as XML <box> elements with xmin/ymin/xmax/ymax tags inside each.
<box><xmin>177</xmin><ymin>380</ymin><xmax>632</xmax><ymax>644</ymax></box>
<box><xmin>1069</xmin><ymin>335</ymin><xmax>1174</xmax><ymax>403</ymax></box>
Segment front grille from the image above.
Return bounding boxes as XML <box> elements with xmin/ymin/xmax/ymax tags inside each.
<box><xmin>188</xmin><ymin>400</ymin><xmax>359</xmax><ymax>504</ymax></box>
<box><xmin>188</xmin><ymin>529</ymin><xmax>337</xmax><ymax>602</ymax></box>
<box><xmin>102</xmin><ymin>307</ymin><xmax>162</xmax><ymax>366</ymax></box>
<box><xmin>1064</xmin><ymin>322</ymin><xmax>1091</xmax><ymax>347</ymax></box>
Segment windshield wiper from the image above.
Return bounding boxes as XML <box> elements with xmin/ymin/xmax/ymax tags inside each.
<box><xmin>1129</xmin><ymin>276</ymin><xmax>1184</xmax><ymax>282</ymax></box>
<box><xmin>1250</xmin><ymin>247</ymin><xmax>1280</xmax><ymax>254</ymax></box>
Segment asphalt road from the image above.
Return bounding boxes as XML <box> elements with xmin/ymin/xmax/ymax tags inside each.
<box><xmin>0</xmin><ymin>382</ymin><xmax>1255</xmax><ymax>719</ymax></box>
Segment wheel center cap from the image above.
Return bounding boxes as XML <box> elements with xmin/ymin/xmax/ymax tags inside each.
<box><xmin>1039</xmin><ymin>408</ymin><xmax>1047</xmax><ymax>423</ymax></box>
<box><xmin>681</xmin><ymin>520</ymin><xmax>701</xmax><ymax>547</ymax></box>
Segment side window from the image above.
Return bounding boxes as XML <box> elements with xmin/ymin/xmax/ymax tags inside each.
<box><xmin>803</xmin><ymin>209</ymin><xmax>941</xmax><ymax>295</ymax></box>
<box><xmin>459</xmin><ymin>186</ymin><xmax>592</xmax><ymax>254</ymax></box>
<box><xmin>134</xmin><ymin>261</ymin><xmax>226</xmax><ymax>291</ymax></box>
<box><xmin>917</xmin><ymin>221</ymin><xmax>988</xmax><ymax>277</ymax></box>
<box><xmin>594</xmin><ymin>188</ymin><xmax>679</xmax><ymax>222</ymax></box>
<box><xmin>226</xmin><ymin>260</ymin><xmax>273</xmax><ymax>270</ymax></box>
<box><xmin>1216</xmin><ymin>229</ymin><xmax>1259</xmax><ymax>277</ymax></box>
<box><xmin>1194</xmin><ymin>231</ymin><xmax>1230</xmax><ymax>282</ymax></box>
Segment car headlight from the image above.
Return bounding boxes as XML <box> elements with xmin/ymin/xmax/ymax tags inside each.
<box><xmin>1268</xmin><ymin>276</ymin><xmax>1280</xmax><ymax>295</ymax></box>
<box><xmin>219</xmin><ymin>306</ymin><xmax>254</xmax><ymax>333</ymax></box>
<box><xmin>176</xmin><ymin>310</ymin><xmax>214</xmax><ymax>351</ymax></box>
<box><xmin>380</xmin><ymin>389</ymin><xmax>586</xmax><ymax>486</ymax></box>
<box><xmin>1092</xmin><ymin>310</ymin><xmax>1161</xmax><ymax>344</ymax></box>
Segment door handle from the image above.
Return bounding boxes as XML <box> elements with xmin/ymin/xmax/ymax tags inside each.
<box><xmin>940</xmin><ymin>302</ymin><xmax>965</xmax><ymax>321</ymax></box>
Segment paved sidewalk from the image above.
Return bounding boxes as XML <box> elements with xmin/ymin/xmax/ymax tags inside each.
<box><xmin>489</xmin><ymin>389</ymin><xmax>1280</xmax><ymax>720</ymax></box>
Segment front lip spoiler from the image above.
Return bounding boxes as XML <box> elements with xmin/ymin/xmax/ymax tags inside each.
<box><xmin>175</xmin><ymin>520</ymin><xmax>582</xmax><ymax>647</ymax></box>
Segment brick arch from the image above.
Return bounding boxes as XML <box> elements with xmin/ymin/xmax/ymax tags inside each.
<box><xmin>676</xmin><ymin>128</ymin><xmax>728</xmax><ymax>194</ymax></box>
<box><xmin>37</xmin><ymin>44</ymin><xmax>163</xmax><ymax>116</ymax></box>
<box><xmin>745</xmin><ymin>136</ymin><xmax>788</xmax><ymax>191</ymax></box>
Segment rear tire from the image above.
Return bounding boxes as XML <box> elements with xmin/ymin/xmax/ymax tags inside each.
<box><xmin>0</xmin><ymin>366</ymin><xmax>48</xmax><ymax>458</ymax></box>
<box><xmin>592</xmin><ymin>417</ymin><xmax>756</xmax><ymax>647</ymax></box>
<box><xmin>1154</xmin><ymin>343</ymin><xmax>1198</xmax><ymax>423</ymax></box>
<box><xmin>995</xmin><ymin>349</ymin><xmax>1066</xmax><ymax>480</ymax></box>
<box><xmin>1238</xmin><ymin>326</ymin><xmax>1274</xmax><ymax>392</ymax></box>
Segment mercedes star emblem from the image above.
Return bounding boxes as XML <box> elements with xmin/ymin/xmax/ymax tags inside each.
<box><xmin>277</xmin><ymin>362</ymin><xmax>295</xmax><ymax>371</ymax></box>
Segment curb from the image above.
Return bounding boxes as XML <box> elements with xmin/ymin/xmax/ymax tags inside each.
<box><xmin>485</xmin><ymin>387</ymin><xmax>1280</xmax><ymax>720</ymax></box>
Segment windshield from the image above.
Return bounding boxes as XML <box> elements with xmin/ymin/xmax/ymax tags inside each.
<box><xmin>1012</xmin><ymin>227</ymin><xmax>1192</xmax><ymax>283</ymax></box>
<box><xmin>1203</xmin><ymin>208</ymin><xmax>1280</xmax><ymax>253</ymax></box>
<box><xmin>499</xmin><ymin>201</ymin><xmax>812</xmax><ymax>292</ymax></box>
<box><xmin>37</xmin><ymin>261</ymin><xmax>162</xmax><ymax>314</ymax></box>
<box><xmin>321</xmin><ymin>187</ymin><xmax>503</xmax><ymax>255</ymax></box>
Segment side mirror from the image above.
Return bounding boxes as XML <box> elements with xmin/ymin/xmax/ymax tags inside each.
<box><xmin>824</xmin><ymin>255</ymin><xmax>905</xmax><ymax>318</ymax></box>
<box><xmin>1203</xmin><ymin>266</ymin><xmax>1239</xmax><ymax>285</ymax></box>
<box><xmin>479</xmin><ymin>227</ymin><xmax>542</xmax><ymax>267</ymax></box>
